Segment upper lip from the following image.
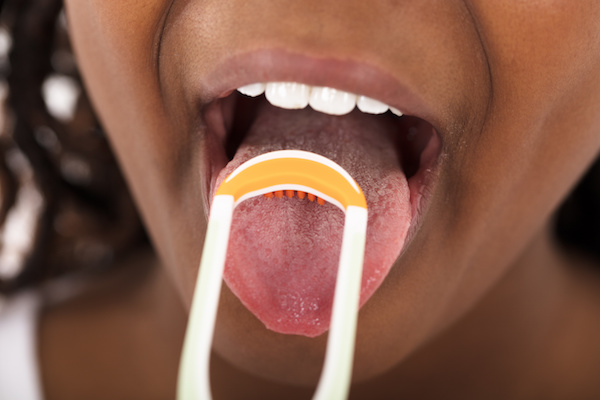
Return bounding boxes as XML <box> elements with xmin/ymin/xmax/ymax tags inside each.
<box><xmin>197</xmin><ymin>48</ymin><xmax>440</xmax><ymax>127</ymax></box>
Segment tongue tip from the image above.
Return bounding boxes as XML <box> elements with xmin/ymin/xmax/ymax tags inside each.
<box><xmin>263</xmin><ymin>317</ymin><xmax>330</xmax><ymax>338</ymax></box>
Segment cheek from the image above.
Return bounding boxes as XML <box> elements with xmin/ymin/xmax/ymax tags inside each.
<box><xmin>65</xmin><ymin>1</ymin><xmax>205</xmax><ymax>295</ymax></box>
<box><xmin>458</xmin><ymin>0</ymin><xmax>600</xmax><ymax>233</ymax></box>
<box><xmin>428</xmin><ymin>0</ymin><xmax>600</xmax><ymax>318</ymax></box>
<box><xmin>64</xmin><ymin>0</ymin><xmax>168</xmax><ymax>158</ymax></box>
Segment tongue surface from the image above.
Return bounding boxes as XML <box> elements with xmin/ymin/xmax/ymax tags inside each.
<box><xmin>215</xmin><ymin>103</ymin><xmax>411</xmax><ymax>337</ymax></box>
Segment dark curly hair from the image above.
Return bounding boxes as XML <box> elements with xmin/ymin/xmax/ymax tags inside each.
<box><xmin>0</xmin><ymin>0</ymin><xmax>146</xmax><ymax>295</ymax></box>
<box><xmin>0</xmin><ymin>0</ymin><xmax>598</xmax><ymax>296</ymax></box>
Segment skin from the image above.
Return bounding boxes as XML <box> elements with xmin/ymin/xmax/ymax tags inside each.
<box><xmin>40</xmin><ymin>0</ymin><xmax>600</xmax><ymax>398</ymax></box>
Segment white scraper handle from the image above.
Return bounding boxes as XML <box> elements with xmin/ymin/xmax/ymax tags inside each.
<box><xmin>178</xmin><ymin>150</ymin><xmax>369</xmax><ymax>400</ymax></box>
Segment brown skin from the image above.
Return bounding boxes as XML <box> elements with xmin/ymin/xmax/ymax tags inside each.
<box><xmin>40</xmin><ymin>0</ymin><xmax>600</xmax><ymax>398</ymax></box>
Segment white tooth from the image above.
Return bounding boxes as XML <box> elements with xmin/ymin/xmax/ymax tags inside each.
<box><xmin>237</xmin><ymin>83</ymin><xmax>266</xmax><ymax>97</ymax></box>
<box><xmin>390</xmin><ymin>107</ymin><xmax>404</xmax><ymax>117</ymax></box>
<box><xmin>265</xmin><ymin>82</ymin><xmax>310</xmax><ymax>109</ymax></box>
<box><xmin>309</xmin><ymin>87</ymin><xmax>357</xmax><ymax>116</ymax></box>
<box><xmin>356</xmin><ymin>96</ymin><xmax>389</xmax><ymax>114</ymax></box>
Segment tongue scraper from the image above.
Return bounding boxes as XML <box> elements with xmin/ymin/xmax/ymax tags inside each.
<box><xmin>178</xmin><ymin>150</ymin><xmax>368</xmax><ymax>400</ymax></box>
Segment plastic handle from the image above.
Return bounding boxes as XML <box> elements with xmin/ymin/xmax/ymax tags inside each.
<box><xmin>177</xmin><ymin>151</ymin><xmax>368</xmax><ymax>400</ymax></box>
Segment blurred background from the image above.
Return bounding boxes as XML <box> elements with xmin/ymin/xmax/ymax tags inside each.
<box><xmin>0</xmin><ymin>2</ymin><xmax>145</xmax><ymax>305</ymax></box>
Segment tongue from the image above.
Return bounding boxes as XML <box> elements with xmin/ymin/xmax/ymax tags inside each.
<box><xmin>215</xmin><ymin>102</ymin><xmax>411</xmax><ymax>337</ymax></box>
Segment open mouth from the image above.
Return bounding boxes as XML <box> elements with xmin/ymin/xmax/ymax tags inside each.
<box><xmin>199</xmin><ymin>55</ymin><xmax>442</xmax><ymax>338</ymax></box>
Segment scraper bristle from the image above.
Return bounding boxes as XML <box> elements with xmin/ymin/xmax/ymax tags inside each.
<box><xmin>262</xmin><ymin>190</ymin><xmax>325</xmax><ymax>205</ymax></box>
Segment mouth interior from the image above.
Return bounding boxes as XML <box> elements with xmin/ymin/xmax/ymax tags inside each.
<box><xmin>225</xmin><ymin>93</ymin><xmax>435</xmax><ymax>181</ymax></box>
<box><xmin>205</xmin><ymin>91</ymin><xmax>439</xmax><ymax>337</ymax></box>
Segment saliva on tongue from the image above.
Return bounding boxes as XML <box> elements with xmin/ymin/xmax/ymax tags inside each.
<box><xmin>215</xmin><ymin>102</ymin><xmax>411</xmax><ymax>338</ymax></box>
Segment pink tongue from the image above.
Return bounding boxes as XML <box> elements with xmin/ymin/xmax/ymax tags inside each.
<box><xmin>215</xmin><ymin>103</ymin><xmax>411</xmax><ymax>337</ymax></box>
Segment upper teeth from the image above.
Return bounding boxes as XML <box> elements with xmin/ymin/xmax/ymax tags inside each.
<box><xmin>237</xmin><ymin>82</ymin><xmax>403</xmax><ymax>117</ymax></box>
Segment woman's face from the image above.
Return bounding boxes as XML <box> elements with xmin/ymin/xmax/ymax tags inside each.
<box><xmin>65</xmin><ymin>0</ymin><xmax>600</xmax><ymax>384</ymax></box>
